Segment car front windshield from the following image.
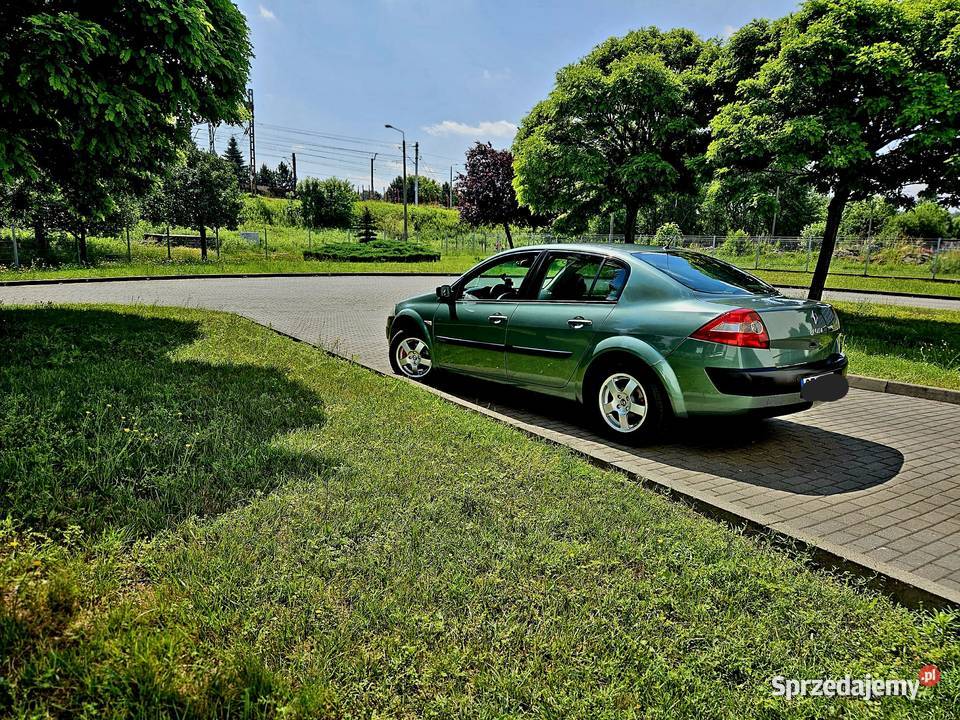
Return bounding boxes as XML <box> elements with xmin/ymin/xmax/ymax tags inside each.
<box><xmin>633</xmin><ymin>251</ymin><xmax>777</xmax><ymax>296</ymax></box>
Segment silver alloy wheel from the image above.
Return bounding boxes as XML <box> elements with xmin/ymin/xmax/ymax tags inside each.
<box><xmin>396</xmin><ymin>337</ymin><xmax>432</xmax><ymax>378</ymax></box>
<box><xmin>598</xmin><ymin>372</ymin><xmax>648</xmax><ymax>433</ymax></box>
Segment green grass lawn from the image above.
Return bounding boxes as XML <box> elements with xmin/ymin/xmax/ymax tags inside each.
<box><xmin>1</xmin><ymin>305</ymin><xmax>958</xmax><ymax>718</ymax></box>
<box><xmin>837</xmin><ymin>302</ymin><xmax>960</xmax><ymax>391</ymax></box>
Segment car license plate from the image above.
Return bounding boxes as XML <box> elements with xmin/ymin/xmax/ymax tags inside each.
<box><xmin>800</xmin><ymin>372</ymin><xmax>848</xmax><ymax>402</ymax></box>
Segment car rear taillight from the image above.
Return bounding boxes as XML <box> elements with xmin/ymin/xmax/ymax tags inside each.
<box><xmin>690</xmin><ymin>308</ymin><xmax>769</xmax><ymax>349</ymax></box>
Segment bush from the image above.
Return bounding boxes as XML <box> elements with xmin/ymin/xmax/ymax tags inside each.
<box><xmin>653</xmin><ymin>222</ymin><xmax>683</xmax><ymax>246</ymax></box>
<box><xmin>721</xmin><ymin>229</ymin><xmax>751</xmax><ymax>256</ymax></box>
<box><xmin>299</xmin><ymin>178</ymin><xmax>356</xmax><ymax>229</ymax></box>
<box><xmin>356</xmin><ymin>201</ymin><xmax>460</xmax><ymax>242</ymax></box>
<box><xmin>303</xmin><ymin>240</ymin><xmax>440</xmax><ymax>263</ymax></box>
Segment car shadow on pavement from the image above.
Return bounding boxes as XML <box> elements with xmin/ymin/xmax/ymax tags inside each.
<box><xmin>430</xmin><ymin>372</ymin><xmax>904</xmax><ymax>496</ymax></box>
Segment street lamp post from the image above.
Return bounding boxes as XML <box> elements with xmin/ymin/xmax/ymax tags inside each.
<box><xmin>385</xmin><ymin>124</ymin><xmax>408</xmax><ymax>240</ymax></box>
<box><xmin>370</xmin><ymin>152</ymin><xmax>378</xmax><ymax>200</ymax></box>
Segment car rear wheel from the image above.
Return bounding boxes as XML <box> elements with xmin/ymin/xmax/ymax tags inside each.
<box><xmin>389</xmin><ymin>330</ymin><xmax>434</xmax><ymax>381</ymax></box>
<box><xmin>587</xmin><ymin>362</ymin><xmax>666</xmax><ymax>442</ymax></box>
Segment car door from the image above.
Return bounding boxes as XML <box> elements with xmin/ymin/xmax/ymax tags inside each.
<box><xmin>432</xmin><ymin>251</ymin><xmax>541</xmax><ymax>379</ymax></box>
<box><xmin>505</xmin><ymin>252</ymin><xmax>629</xmax><ymax>388</ymax></box>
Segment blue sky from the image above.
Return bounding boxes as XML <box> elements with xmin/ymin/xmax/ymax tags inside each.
<box><xmin>214</xmin><ymin>0</ymin><xmax>799</xmax><ymax>192</ymax></box>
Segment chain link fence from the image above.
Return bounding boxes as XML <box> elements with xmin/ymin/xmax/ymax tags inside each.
<box><xmin>2</xmin><ymin>222</ymin><xmax>959</xmax><ymax>282</ymax></box>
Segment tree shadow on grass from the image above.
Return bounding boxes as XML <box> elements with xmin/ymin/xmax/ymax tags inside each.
<box><xmin>0</xmin><ymin>307</ymin><xmax>329</xmax><ymax>540</ymax></box>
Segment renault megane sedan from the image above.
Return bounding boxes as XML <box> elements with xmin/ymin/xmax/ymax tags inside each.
<box><xmin>386</xmin><ymin>244</ymin><xmax>848</xmax><ymax>441</ymax></box>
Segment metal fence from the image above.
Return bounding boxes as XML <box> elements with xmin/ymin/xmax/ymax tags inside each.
<box><xmin>2</xmin><ymin>224</ymin><xmax>959</xmax><ymax>282</ymax></box>
<box><xmin>439</xmin><ymin>232</ymin><xmax>960</xmax><ymax>281</ymax></box>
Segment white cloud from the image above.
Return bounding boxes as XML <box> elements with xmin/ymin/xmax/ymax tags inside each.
<box><xmin>481</xmin><ymin>68</ymin><xmax>512</xmax><ymax>82</ymax></box>
<box><xmin>422</xmin><ymin>120</ymin><xmax>518</xmax><ymax>140</ymax></box>
<box><xmin>259</xmin><ymin>4</ymin><xmax>276</xmax><ymax>20</ymax></box>
<box><xmin>722</xmin><ymin>24</ymin><xmax>737</xmax><ymax>38</ymax></box>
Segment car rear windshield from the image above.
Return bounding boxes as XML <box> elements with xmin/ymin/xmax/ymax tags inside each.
<box><xmin>633</xmin><ymin>251</ymin><xmax>777</xmax><ymax>295</ymax></box>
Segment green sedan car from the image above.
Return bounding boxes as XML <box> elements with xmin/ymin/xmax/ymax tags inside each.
<box><xmin>386</xmin><ymin>244</ymin><xmax>847</xmax><ymax>441</ymax></box>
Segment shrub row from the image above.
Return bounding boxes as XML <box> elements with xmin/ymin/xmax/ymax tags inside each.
<box><xmin>303</xmin><ymin>240</ymin><xmax>440</xmax><ymax>263</ymax></box>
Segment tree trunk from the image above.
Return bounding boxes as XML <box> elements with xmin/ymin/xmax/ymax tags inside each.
<box><xmin>77</xmin><ymin>227</ymin><xmax>88</xmax><ymax>264</ymax></box>
<box><xmin>623</xmin><ymin>200</ymin><xmax>640</xmax><ymax>245</ymax></box>
<box><xmin>502</xmin><ymin>222</ymin><xmax>514</xmax><ymax>249</ymax></box>
<box><xmin>808</xmin><ymin>187</ymin><xmax>850</xmax><ymax>301</ymax></box>
<box><xmin>199</xmin><ymin>225</ymin><xmax>208</xmax><ymax>261</ymax></box>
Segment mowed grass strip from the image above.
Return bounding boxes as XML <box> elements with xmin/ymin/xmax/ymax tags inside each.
<box><xmin>836</xmin><ymin>302</ymin><xmax>960</xmax><ymax>391</ymax></box>
<box><xmin>0</xmin><ymin>306</ymin><xmax>958</xmax><ymax>718</ymax></box>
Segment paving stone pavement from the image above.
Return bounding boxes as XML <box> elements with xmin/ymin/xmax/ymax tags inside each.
<box><xmin>2</xmin><ymin>276</ymin><xmax>959</xmax><ymax>603</ymax></box>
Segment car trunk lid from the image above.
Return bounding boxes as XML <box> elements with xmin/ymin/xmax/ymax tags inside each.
<box><xmin>703</xmin><ymin>294</ymin><xmax>841</xmax><ymax>366</ymax></box>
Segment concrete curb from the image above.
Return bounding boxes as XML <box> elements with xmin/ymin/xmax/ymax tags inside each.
<box><xmin>848</xmin><ymin>375</ymin><xmax>960</xmax><ymax>405</ymax></box>
<box><xmin>776</xmin><ymin>283</ymin><xmax>960</xmax><ymax>302</ymax></box>
<box><xmin>266</xmin><ymin>324</ymin><xmax>959</xmax><ymax>610</ymax></box>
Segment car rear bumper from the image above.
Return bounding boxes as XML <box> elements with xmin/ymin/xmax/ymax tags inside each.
<box><xmin>704</xmin><ymin>354</ymin><xmax>848</xmax><ymax>397</ymax></box>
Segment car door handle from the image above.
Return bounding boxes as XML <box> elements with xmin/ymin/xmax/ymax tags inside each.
<box><xmin>488</xmin><ymin>314</ymin><xmax>509</xmax><ymax>325</ymax></box>
<box><xmin>567</xmin><ymin>316</ymin><xmax>592</xmax><ymax>329</ymax></box>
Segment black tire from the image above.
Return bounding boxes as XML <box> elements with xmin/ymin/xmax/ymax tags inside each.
<box><xmin>389</xmin><ymin>329</ymin><xmax>435</xmax><ymax>381</ymax></box>
<box><xmin>584</xmin><ymin>359</ymin><xmax>667</xmax><ymax>443</ymax></box>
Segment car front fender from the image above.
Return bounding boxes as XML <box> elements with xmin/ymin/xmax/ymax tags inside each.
<box><xmin>577</xmin><ymin>336</ymin><xmax>687</xmax><ymax>418</ymax></box>
<box><xmin>390</xmin><ymin>308</ymin><xmax>432</xmax><ymax>342</ymax></box>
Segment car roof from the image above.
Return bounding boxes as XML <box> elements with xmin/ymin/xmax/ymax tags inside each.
<box><xmin>503</xmin><ymin>243</ymin><xmax>677</xmax><ymax>261</ymax></box>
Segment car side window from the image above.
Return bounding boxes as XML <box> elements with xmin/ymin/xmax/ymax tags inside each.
<box><xmin>588</xmin><ymin>259</ymin><xmax>628</xmax><ymax>301</ymax></box>
<box><xmin>460</xmin><ymin>253</ymin><xmax>538</xmax><ymax>301</ymax></box>
<box><xmin>535</xmin><ymin>253</ymin><xmax>604</xmax><ymax>301</ymax></box>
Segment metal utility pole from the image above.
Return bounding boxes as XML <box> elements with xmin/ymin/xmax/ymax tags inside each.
<box><xmin>413</xmin><ymin>141</ymin><xmax>419</xmax><ymax>206</ymax></box>
<box><xmin>449</xmin><ymin>165</ymin><xmax>454</xmax><ymax>208</ymax></box>
<box><xmin>370</xmin><ymin>153</ymin><xmax>378</xmax><ymax>200</ymax></box>
<box><xmin>385</xmin><ymin>124</ymin><xmax>408</xmax><ymax>239</ymax></box>
<box><xmin>207</xmin><ymin>123</ymin><xmax>216</xmax><ymax>153</ymax></box>
<box><xmin>245</xmin><ymin>88</ymin><xmax>256</xmax><ymax>192</ymax></box>
<box><xmin>291</xmin><ymin>152</ymin><xmax>297</xmax><ymax>190</ymax></box>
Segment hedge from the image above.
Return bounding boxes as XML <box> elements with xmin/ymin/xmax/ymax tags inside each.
<box><xmin>304</xmin><ymin>240</ymin><xmax>440</xmax><ymax>263</ymax></box>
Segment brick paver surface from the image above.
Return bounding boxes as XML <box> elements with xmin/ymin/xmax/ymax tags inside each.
<box><xmin>3</xmin><ymin>276</ymin><xmax>959</xmax><ymax>602</ymax></box>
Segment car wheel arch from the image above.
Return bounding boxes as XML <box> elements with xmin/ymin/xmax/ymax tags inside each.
<box><xmin>579</xmin><ymin>342</ymin><xmax>686</xmax><ymax>418</ymax></box>
<box><xmin>391</xmin><ymin>310</ymin><xmax>430</xmax><ymax>343</ymax></box>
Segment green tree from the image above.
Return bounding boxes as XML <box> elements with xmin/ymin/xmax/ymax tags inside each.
<box><xmin>275</xmin><ymin>161</ymin><xmax>295</xmax><ymax>195</ymax></box>
<box><xmin>840</xmin><ymin>196</ymin><xmax>896</xmax><ymax>241</ymax></box>
<box><xmin>255</xmin><ymin>164</ymin><xmax>278</xmax><ymax>193</ymax></box>
<box><xmin>653</xmin><ymin>222</ymin><xmax>683</xmax><ymax>246</ymax></box>
<box><xmin>298</xmin><ymin>177</ymin><xmax>357</xmax><ymax>228</ymax></box>
<box><xmin>881</xmin><ymin>200</ymin><xmax>953</xmax><ymax>240</ymax></box>
<box><xmin>159</xmin><ymin>148</ymin><xmax>242</xmax><ymax>260</ymax></box>
<box><xmin>386</xmin><ymin>175</ymin><xmax>443</xmax><ymax>204</ymax></box>
<box><xmin>355</xmin><ymin>206</ymin><xmax>378</xmax><ymax>243</ymax></box>
<box><xmin>223</xmin><ymin>136</ymin><xmax>248</xmax><ymax>191</ymax></box>
<box><xmin>0</xmin><ymin>2</ymin><xmax>251</xmax><ymax>262</ymax></box>
<box><xmin>513</xmin><ymin>28</ymin><xmax>720</xmax><ymax>243</ymax></box>
<box><xmin>709</xmin><ymin>0</ymin><xmax>960</xmax><ymax>300</ymax></box>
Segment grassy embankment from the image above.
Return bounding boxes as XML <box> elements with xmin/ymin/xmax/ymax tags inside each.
<box><xmin>1</xmin><ymin>305</ymin><xmax>958</xmax><ymax>718</ymax></box>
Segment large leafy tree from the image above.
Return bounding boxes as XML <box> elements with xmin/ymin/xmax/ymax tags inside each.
<box><xmin>298</xmin><ymin>177</ymin><xmax>357</xmax><ymax>229</ymax></box>
<box><xmin>0</xmin><ymin>1</ymin><xmax>251</xmax><ymax>261</ymax></box>
<box><xmin>386</xmin><ymin>175</ymin><xmax>443</xmax><ymax>205</ymax></box>
<box><xmin>456</xmin><ymin>142</ymin><xmax>530</xmax><ymax>248</ymax></box>
<box><xmin>709</xmin><ymin>0</ymin><xmax>960</xmax><ymax>300</ymax></box>
<box><xmin>513</xmin><ymin>28</ymin><xmax>720</xmax><ymax>243</ymax></box>
<box><xmin>159</xmin><ymin>148</ymin><xmax>242</xmax><ymax>260</ymax></box>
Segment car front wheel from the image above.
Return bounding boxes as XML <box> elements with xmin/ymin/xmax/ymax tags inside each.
<box><xmin>389</xmin><ymin>330</ymin><xmax>434</xmax><ymax>381</ymax></box>
<box><xmin>587</xmin><ymin>363</ymin><xmax>666</xmax><ymax>442</ymax></box>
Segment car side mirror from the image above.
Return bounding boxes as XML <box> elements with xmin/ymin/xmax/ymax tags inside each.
<box><xmin>436</xmin><ymin>284</ymin><xmax>453</xmax><ymax>301</ymax></box>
